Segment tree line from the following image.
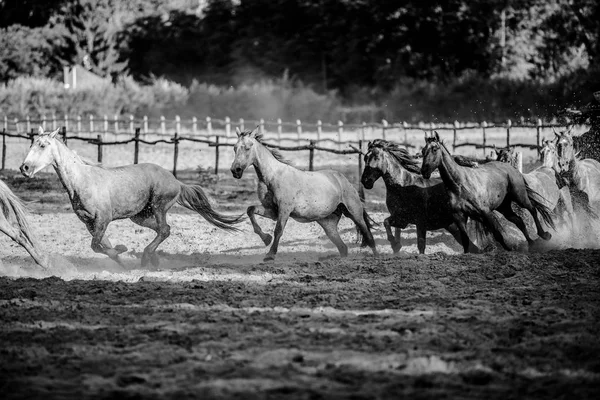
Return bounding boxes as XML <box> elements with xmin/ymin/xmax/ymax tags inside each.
<box><xmin>1</xmin><ymin>0</ymin><xmax>598</xmax><ymax>100</ymax></box>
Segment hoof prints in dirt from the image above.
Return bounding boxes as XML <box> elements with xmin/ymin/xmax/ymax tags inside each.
<box><xmin>1</xmin><ymin>250</ymin><xmax>600</xmax><ymax>399</ymax></box>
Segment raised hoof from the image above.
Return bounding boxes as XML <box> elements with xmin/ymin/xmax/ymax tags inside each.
<box><xmin>114</xmin><ymin>245</ymin><xmax>128</xmax><ymax>254</ymax></box>
<box><xmin>539</xmin><ymin>231</ymin><xmax>552</xmax><ymax>241</ymax></box>
<box><xmin>263</xmin><ymin>254</ymin><xmax>275</xmax><ymax>262</ymax></box>
<box><xmin>262</xmin><ymin>234</ymin><xmax>273</xmax><ymax>246</ymax></box>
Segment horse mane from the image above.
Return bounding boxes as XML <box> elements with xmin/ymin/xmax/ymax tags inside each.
<box><xmin>426</xmin><ymin>136</ymin><xmax>485</xmax><ymax>168</ymax></box>
<box><xmin>0</xmin><ymin>179</ymin><xmax>35</xmax><ymax>245</ymax></box>
<box><xmin>48</xmin><ymin>134</ymin><xmax>105</xmax><ymax>168</ymax></box>
<box><xmin>239</xmin><ymin>129</ymin><xmax>292</xmax><ymax>166</ymax></box>
<box><xmin>368</xmin><ymin>139</ymin><xmax>422</xmax><ymax>174</ymax></box>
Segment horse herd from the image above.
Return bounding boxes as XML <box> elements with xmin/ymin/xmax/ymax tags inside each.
<box><xmin>1</xmin><ymin>125</ymin><xmax>599</xmax><ymax>271</ymax></box>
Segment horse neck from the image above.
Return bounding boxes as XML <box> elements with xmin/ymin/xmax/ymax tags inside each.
<box><xmin>51</xmin><ymin>140</ymin><xmax>90</xmax><ymax>199</ymax></box>
<box><xmin>437</xmin><ymin>144</ymin><xmax>465</xmax><ymax>192</ymax></box>
<box><xmin>253</xmin><ymin>143</ymin><xmax>285</xmax><ymax>184</ymax></box>
<box><xmin>382</xmin><ymin>154</ymin><xmax>418</xmax><ymax>187</ymax></box>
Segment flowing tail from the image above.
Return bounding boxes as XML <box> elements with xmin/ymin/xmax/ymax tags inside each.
<box><xmin>177</xmin><ymin>184</ymin><xmax>245</xmax><ymax>231</ymax></box>
<box><xmin>570</xmin><ymin>188</ymin><xmax>599</xmax><ymax>220</ymax></box>
<box><xmin>524</xmin><ymin>181</ymin><xmax>557</xmax><ymax>231</ymax></box>
<box><xmin>357</xmin><ymin>209</ymin><xmax>376</xmax><ymax>246</ymax></box>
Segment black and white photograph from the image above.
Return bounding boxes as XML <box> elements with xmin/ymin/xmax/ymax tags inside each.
<box><xmin>1</xmin><ymin>0</ymin><xmax>599</xmax><ymax>398</ymax></box>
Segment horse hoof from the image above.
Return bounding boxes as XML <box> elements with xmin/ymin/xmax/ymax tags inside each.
<box><xmin>262</xmin><ymin>234</ymin><xmax>273</xmax><ymax>246</ymax></box>
<box><xmin>540</xmin><ymin>232</ymin><xmax>552</xmax><ymax>241</ymax></box>
<box><xmin>263</xmin><ymin>255</ymin><xmax>275</xmax><ymax>262</ymax></box>
<box><xmin>114</xmin><ymin>245</ymin><xmax>128</xmax><ymax>254</ymax></box>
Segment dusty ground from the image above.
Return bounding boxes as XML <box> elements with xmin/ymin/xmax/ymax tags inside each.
<box><xmin>1</xmin><ymin>161</ymin><xmax>600</xmax><ymax>399</ymax></box>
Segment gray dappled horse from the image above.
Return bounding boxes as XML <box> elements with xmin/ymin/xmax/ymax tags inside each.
<box><xmin>495</xmin><ymin>145</ymin><xmax>574</xmax><ymax>230</ymax></box>
<box><xmin>360</xmin><ymin>139</ymin><xmax>482</xmax><ymax>254</ymax></box>
<box><xmin>20</xmin><ymin>127</ymin><xmax>244</xmax><ymax>267</ymax></box>
<box><xmin>0</xmin><ymin>179</ymin><xmax>49</xmax><ymax>269</ymax></box>
<box><xmin>230</xmin><ymin>127</ymin><xmax>377</xmax><ymax>261</ymax></box>
<box><xmin>421</xmin><ymin>131</ymin><xmax>554</xmax><ymax>252</ymax></box>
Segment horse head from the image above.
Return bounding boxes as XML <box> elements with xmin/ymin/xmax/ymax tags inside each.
<box><xmin>553</xmin><ymin>127</ymin><xmax>575</xmax><ymax>172</ymax></box>
<box><xmin>540</xmin><ymin>139</ymin><xmax>558</xmax><ymax>169</ymax></box>
<box><xmin>20</xmin><ymin>126</ymin><xmax>62</xmax><ymax>178</ymax></box>
<box><xmin>421</xmin><ymin>131</ymin><xmax>442</xmax><ymax>179</ymax></box>
<box><xmin>495</xmin><ymin>145</ymin><xmax>517</xmax><ymax>167</ymax></box>
<box><xmin>361</xmin><ymin>140</ymin><xmax>388</xmax><ymax>189</ymax></box>
<box><xmin>231</xmin><ymin>126</ymin><xmax>261</xmax><ymax>179</ymax></box>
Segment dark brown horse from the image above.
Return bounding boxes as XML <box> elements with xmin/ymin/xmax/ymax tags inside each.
<box><xmin>421</xmin><ymin>131</ymin><xmax>555</xmax><ymax>252</ymax></box>
<box><xmin>361</xmin><ymin>139</ymin><xmax>481</xmax><ymax>253</ymax></box>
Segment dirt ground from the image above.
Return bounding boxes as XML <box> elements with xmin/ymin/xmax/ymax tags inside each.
<box><xmin>1</xmin><ymin>160</ymin><xmax>600</xmax><ymax>399</ymax></box>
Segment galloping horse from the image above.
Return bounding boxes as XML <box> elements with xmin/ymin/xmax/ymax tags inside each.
<box><xmin>495</xmin><ymin>146</ymin><xmax>574</xmax><ymax>229</ymax></box>
<box><xmin>20</xmin><ymin>127</ymin><xmax>244</xmax><ymax>267</ymax></box>
<box><xmin>230</xmin><ymin>127</ymin><xmax>377</xmax><ymax>261</ymax></box>
<box><xmin>421</xmin><ymin>131</ymin><xmax>555</xmax><ymax>252</ymax></box>
<box><xmin>360</xmin><ymin>139</ymin><xmax>481</xmax><ymax>253</ymax></box>
<box><xmin>554</xmin><ymin>128</ymin><xmax>600</xmax><ymax>209</ymax></box>
<box><xmin>1</xmin><ymin>179</ymin><xmax>49</xmax><ymax>269</ymax></box>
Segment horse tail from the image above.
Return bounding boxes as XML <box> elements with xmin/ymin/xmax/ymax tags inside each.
<box><xmin>0</xmin><ymin>180</ymin><xmax>35</xmax><ymax>246</ymax></box>
<box><xmin>177</xmin><ymin>184</ymin><xmax>245</xmax><ymax>231</ymax></box>
<box><xmin>524</xmin><ymin>181</ymin><xmax>557</xmax><ymax>231</ymax></box>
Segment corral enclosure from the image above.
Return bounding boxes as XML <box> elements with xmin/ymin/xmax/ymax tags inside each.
<box><xmin>1</xmin><ymin>117</ymin><xmax>600</xmax><ymax>399</ymax></box>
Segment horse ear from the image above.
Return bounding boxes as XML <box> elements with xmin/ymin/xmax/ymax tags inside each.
<box><xmin>49</xmin><ymin>128</ymin><xmax>60</xmax><ymax>139</ymax></box>
<box><xmin>552</xmin><ymin>127</ymin><xmax>561</xmax><ymax>140</ymax></box>
<box><xmin>423</xmin><ymin>131</ymin><xmax>428</xmax><ymax>141</ymax></box>
<box><xmin>250</xmin><ymin>125</ymin><xmax>260</xmax><ymax>137</ymax></box>
<box><xmin>235</xmin><ymin>127</ymin><xmax>242</xmax><ymax>137</ymax></box>
<box><xmin>38</xmin><ymin>126</ymin><xmax>44</xmax><ymax>135</ymax></box>
<box><xmin>434</xmin><ymin>131</ymin><xmax>440</xmax><ymax>141</ymax></box>
<box><xmin>493</xmin><ymin>144</ymin><xmax>500</xmax><ymax>155</ymax></box>
<box><xmin>565</xmin><ymin>125</ymin><xmax>574</xmax><ymax>136</ymax></box>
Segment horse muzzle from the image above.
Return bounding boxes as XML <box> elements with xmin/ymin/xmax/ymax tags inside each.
<box><xmin>20</xmin><ymin>162</ymin><xmax>33</xmax><ymax>178</ymax></box>
<box><xmin>231</xmin><ymin>165</ymin><xmax>244</xmax><ymax>179</ymax></box>
<box><xmin>421</xmin><ymin>167</ymin><xmax>432</xmax><ymax>179</ymax></box>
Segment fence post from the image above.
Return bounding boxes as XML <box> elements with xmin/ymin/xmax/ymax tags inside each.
<box><xmin>214</xmin><ymin>136</ymin><xmax>220</xmax><ymax>175</ymax></box>
<box><xmin>361</xmin><ymin>122</ymin><xmax>366</xmax><ymax>142</ymax></box>
<box><xmin>296</xmin><ymin>119</ymin><xmax>302</xmax><ymax>140</ymax></box>
<box><xmin>4</xmin><ymin>115</ymin><xmax>8</xmax><ymax>132</ymax></box>
<box><xmin>317</xmin><ymin>120</ymin><xmax>322</xmax><ymax>142</ymax></box>
<box><xmin>516</xmin><ymin>151</ymin><xmax>523</xmax><ymax>173</ymax></box>
<box><xmin>358</xmin><ymin>140</ymin><xmax>365</xmax><ymax>202</ymax></box>
<box><xmin>113</xmin><ymin>114</ymin><xmax>118</xmax><ymax>134</ymax></box>
<box><xmin>42</xmin><ymin>115</ymin><xmax>46</xmax><ymax>130</ymax></box>
<box><xmin>143</xmin><ymin>115</ymin><xmax>149</xmax><ymax>135</ymax></box>
<box><xmin>309</xmin><ymin>140</ymin><xmax>315</xmax><ymax>171</ymax></box>
<box><xmin>536</xmin><ymin>118</ymin><xmax>542</xmax><ymax>156</ymax></box>
<box><xmin>482</xmin><ymin>121</ymin><xmax>487</xmax><ymax>157</ymax></box>
<box><xmin>134</xmin><ymin>128</ymin><xmax>140</xmax><ymax>164</ymax></box>
<box><xmin>260</xmin><ymin>118</ymin><xmax>265</xmax><ymax>135</ymax></box>
<box><xmin>277</xmin><ymin>118</ymin><xmax>282</xmax><ymax>143</ymax></box>
<box><xmin>192</xmin><ymin>116</ymin><xmax>198</xmax><ymax>135</ymax></box>
<box><xmin>225</xmin><ymin>117</ymin><xmax>231</xmax><ymax>137</ymax></box>
<box><xmin>26</xmin><ymin>115</ymin><xmax>31</xmax><ymax>133</ymax></box>
<box><xmin>61</xmin><ymin>126</ymin><xmax>67</xmax><ymax>145</ymax></box>
<box><xmin>89</xmin><ymin>115</ymin><xmax>94</xmax><ymax>134</ymax></box>
<box><xmin>382</xmin><ymin>119</ymin><xmax>388</xmax><ymax>141</ymax></box>
<box><xmin>14</xmin><ymin>118</ymin><xmax>19</xmax><ymax>134</ymax></box>
<box><xmin>453</xmin><ymin>120</ymin><xmax>459</xmax><ymax>152</ymax></box>
<box><xmin>64</xmin><ymin>114</ymin><xmax>69</xmax><ymax>133</ymax></box>
<box><xmin>77</xmin><ymin>115</ymin><xmax>82</xmax><ymax>133</ymax></box>
<box><xmin>403</xmin><ymin>121</ymin><xmax>408</xmax><ymax>147</ymax></box>
<box><xmin>103</xmin><ymin>115</ymin><xmax>108</xmax><ymax>137</ymax></box>
<box><xmin>206</xmin><ymin>116</ymin><xmax>212</xmax><ymax>139</ymax></box>
<box><xmin>338</xmin><ymin>120</ymin><xmax>343</xmax><ymax>149</ymax></box>
<box><xmin>129</xmin><ymin>115</ymin><xmax>134</xmax><ymax>135</ymax></box>
<box><xmin>160</xmin><ymin>116</ymin><xmax>166</xmax><ymax>135</ymax></box>
<box><xmin>97</xmin><ymin>134</ymin><xmax>103</xmax><ymax>163</ymax></box>
<box><xmin>239</xmin><ymin>118</ymin><xmax>245</xmax><ymax>132</ymax></box>
<box><xmin>506</xmin><ymin>119</ymin><xmax>511</xmax><ymax>147</ymax></box>
<box><xmin>1</xmin><ymin>128</ymin><xmax>6</xmax><ymax>170</ymax></box>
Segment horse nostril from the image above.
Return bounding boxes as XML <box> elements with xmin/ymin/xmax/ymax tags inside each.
<box><xmin>21</xmin><ymin>164</ymin><xmax>29</xmax><ymax>172</ymax></box>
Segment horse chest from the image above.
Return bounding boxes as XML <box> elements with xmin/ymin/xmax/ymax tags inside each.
<box><xmin>257</xmin><ymin>182</ymin><xmax>277</xmax><ymax>211</ymax></box>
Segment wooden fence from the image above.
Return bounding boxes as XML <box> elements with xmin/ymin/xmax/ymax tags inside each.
<box><xmin>1</xmin><ymin>115</ymin><xmax>572</xmax><ymax>180</ymax></box>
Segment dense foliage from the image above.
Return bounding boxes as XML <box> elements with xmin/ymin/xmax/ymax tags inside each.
<box><xmin>0</xmin><ymin>0</ymin><xmax>598</xmax><ymax>121</ymax></box>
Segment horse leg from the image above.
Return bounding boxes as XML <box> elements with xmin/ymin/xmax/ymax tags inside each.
<box><xmin>498</xmin><ymin>202</ymin><xmax>537</xmax><ymax>245</ymax></box>
<box><xmin>341</xmin><ymin>202</ymin><xmax>377</xmax><ymax>256</ymax></box>
<box><xmin>136</xmin><ymin>208</ymin><xmax>172</xmax><ymax>268</ymax></box>
<box><xmin>450</xmin><ymin>213</ymin><xmax>473</xmax><ymax>253</ymax></box>
<box><xmin>316</xmin><ymin>213</ymin><xmax>348</xmax><ymax>257</ymax></box>
<box><xmin>510</xmin><ymin>187</ymin><xmax>552</xmax><ymax>240</ymax></box>
<box><xmin>416</xmin><ymin>224</ymin><xmax>427</xmax><ymax>254</ymax></box>
<box><xmin>384</xmin><ymin>216</ymin><xmax>401</xmax><ymax>253</ymax></box>
<box><xmin>264</xmin><ymin>209</ymin><xmax>291</xmax><ymax>262</ymax></box>
<box><xmin>445</xmin><ymin>223</ymin><xmax>481</xmax><ymax>253</ymax></box>
<box><xmin>86</xmin><ymin>219</ymin><xmax>125</xmax><ymax>265</ymax></box>
<box><xmin>479</xmin><ymin>212</ymin><xmax>512</xmax><ymax>251</ymax></box>
<box><xmin>247</xmin><ymin>205</ymin><xmax>277</xmax><ymax>246</ymax></box>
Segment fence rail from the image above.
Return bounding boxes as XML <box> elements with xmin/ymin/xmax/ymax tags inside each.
<box><xmin>1</xmin><ymin>114</ymin><xmax>577</xmax><ymax>180</ymax></box>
